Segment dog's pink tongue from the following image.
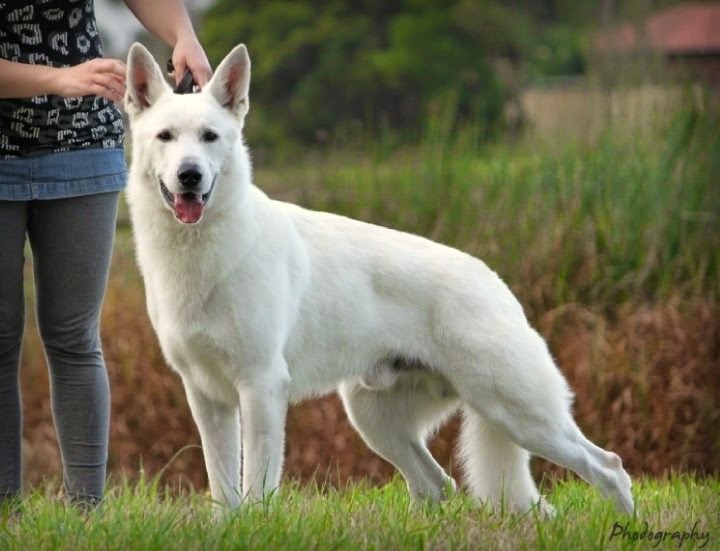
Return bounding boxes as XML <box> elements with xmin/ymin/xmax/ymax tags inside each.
<box><xmin>174</xmin><ymin>193</ymin><xmax>203</xmax><ymax>224</ymax></box>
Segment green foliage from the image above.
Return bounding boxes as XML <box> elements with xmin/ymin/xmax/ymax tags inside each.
<box><xmin>530</xmin><ymin>25</ymin><xmax>586</xmax><ymax>78</ymax></box>
<box><xmin>201</xmin><ymin>1</ymin><xmax>511</xmax><ymax>144</ymax></box>
<box><xmin>199</xmin><ymin>0</ymin><xmax>706</xmax><ymax>145</ymax></box>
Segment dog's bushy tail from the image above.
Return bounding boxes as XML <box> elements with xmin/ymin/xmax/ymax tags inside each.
<box><xmin>458</xmin><ymin>407</ymin><xmax>553</xmax><ymax>516</ymax></box>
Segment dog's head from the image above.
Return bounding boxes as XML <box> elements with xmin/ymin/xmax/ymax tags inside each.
<box><xmin>125</xmin><ymin>43</ymin><xmax>251</xmax><ymax>225</ymax></box>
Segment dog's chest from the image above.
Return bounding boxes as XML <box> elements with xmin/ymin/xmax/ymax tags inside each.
<box><xmin>149</xmin><ymin>285</ymin><xmax>238</xmax><ymax>377</ymax></box>
<box><xmin>158</xmin><ymin>319</ymin><xmax>240</xmax><ymax>400</ymax></box>
<box><xmin>163</xmin><ymin>324</ymin><xmax>230</xmax><ymax>368</ymax></box>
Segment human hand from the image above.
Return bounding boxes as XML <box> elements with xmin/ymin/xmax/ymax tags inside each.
<box><xmin>170</xmin><ymin>35</ymin><xmax>212</xmax><ymax>88</ymax></box>
<box><xmin>52</xmin><ymin>58</ymin><xmax>126</xmax><ymax>103</ymax></box>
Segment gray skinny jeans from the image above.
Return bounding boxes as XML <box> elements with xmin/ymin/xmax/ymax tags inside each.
<box><xmin>0</xmin><ymin>191</ymin><xmax>118</xmax><ymax>502</ymax></box>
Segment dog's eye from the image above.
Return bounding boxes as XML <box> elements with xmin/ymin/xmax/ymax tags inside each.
<box><xmin>156</xmin><ymin>130</ymin><xmax>173</xmax><ymax>142</ymax></box>
<box><xmin>202</xmin><ymin>130</ymin><xmax>219</xmax><ymax>143</ymax></box>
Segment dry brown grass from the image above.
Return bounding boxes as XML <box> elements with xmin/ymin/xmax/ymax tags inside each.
<box><xmin>17</xmin><ymin>229</ymin><xmax>718</xmax><ymax>493</ymax></box>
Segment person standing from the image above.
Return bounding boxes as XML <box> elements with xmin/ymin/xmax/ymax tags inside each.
<box><xmin>0</xmin><ymin>0</ymin><xmax>211</xmax><ymax>507</ymax></box>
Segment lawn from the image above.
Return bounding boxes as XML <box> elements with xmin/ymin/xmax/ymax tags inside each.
<box><xmin>1</xmin><ymin>475</ymin><xmax>718</xmax><ymax>550</ymax></box>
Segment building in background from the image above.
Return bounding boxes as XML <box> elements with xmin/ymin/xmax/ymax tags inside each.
<box><xmin>594</xmin><ymin>2</ymin><xmax>720</xmax><ymax>90</ymax></box>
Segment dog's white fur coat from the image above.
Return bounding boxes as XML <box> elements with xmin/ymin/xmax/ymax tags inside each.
<box><xmin>124</xmin><ymin>43</ymin><xmax>634</xmax><ymax>515</ymax></box>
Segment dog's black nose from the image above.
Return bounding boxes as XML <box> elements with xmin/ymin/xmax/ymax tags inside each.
<box><xmin>177</xmin><ymin>163</ymin><xmax>203</xmax><ymax>189</ymax></box>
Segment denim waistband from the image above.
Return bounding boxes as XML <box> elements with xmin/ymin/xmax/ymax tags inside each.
<box><xmin>0</xmin><ymin>147</ymin><xmax>127</xmax><ymax>200</ymax></box>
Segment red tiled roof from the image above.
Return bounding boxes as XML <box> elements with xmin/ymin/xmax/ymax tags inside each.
<box><xmin>595</xmin><ymin>2</ymin><xmax>720</xmax><ymax>54</ymax></box>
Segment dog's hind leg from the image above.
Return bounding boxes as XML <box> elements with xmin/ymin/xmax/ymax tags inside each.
<box><xmin>183</xmin><ymin>382</ymin><xmax>241</xmax><ymax>508</ymax></box>
<box><xmin>339</xmin><ymin>375</ymin><xmax>459</xmax><ymax>502</ymax></box>
<box><xmin>449</xmin><ymin>327</ymin><xmax>634</xmax><ymax>514</ymax></box>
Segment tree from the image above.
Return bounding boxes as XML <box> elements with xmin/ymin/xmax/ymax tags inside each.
<box><xmin>201</xmin><ymin>1</ymin><xmax>506</xmax><ymax>144</ymax></box>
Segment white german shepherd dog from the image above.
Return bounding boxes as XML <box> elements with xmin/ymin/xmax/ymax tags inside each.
<box><xmin>124</xmin><ymin>43</ymin><xmax>634</xmax><ymax>515</ymax></box>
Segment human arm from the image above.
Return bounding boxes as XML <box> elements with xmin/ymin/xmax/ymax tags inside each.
<box><xmin>0</xmin><ymin>58</ymin><xmax>125</xmax><ymax>102</ymax></box>
<box><xmin>123</xmin><ymin>0</ymin><xmax>212</xmax><ymax>87</ymax></box>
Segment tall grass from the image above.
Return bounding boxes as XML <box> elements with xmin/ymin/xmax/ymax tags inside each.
<box><xmin>257</xmin><ymin>104</ymin><xmax>719</xmax><ymax>312</ymax></box>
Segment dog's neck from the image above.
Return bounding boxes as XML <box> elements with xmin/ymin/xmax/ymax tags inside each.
<box><xmin>130</xmin><ymin>184</ymin><xmax>266</xmax><ymax>310</ymax></box>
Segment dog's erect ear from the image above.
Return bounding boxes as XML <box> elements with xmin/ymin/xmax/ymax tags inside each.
<box><xmin>125</xmin><ymin>43</ymin><xmax>169</xmax><ymax>117</ymax></box>
<box><xmin>207</xmin><ymin>44</ymin><xmax>251</xmax><ymax>118</ymax></box>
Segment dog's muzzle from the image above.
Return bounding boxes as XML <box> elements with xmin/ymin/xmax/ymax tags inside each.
<box><xmin>159</xmin><ymin>178</ymin><xmax>215</xmax><ymax>225</ymax></box>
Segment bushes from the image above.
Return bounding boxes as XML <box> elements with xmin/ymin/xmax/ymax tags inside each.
<box><xmin>198</xmin><ymin>1</ymin><xmax>607</xmax><ymax>146</ymax></box>
<box><xmin>200</xmin><ymin>1</ymin><xmax>507</xmax><ymax>144</ymax></box>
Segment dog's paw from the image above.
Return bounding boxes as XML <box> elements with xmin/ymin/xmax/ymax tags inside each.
<box><xmin>536</xmin><ymin>495</ymin><xmax>556</xmax><ymax>519</ymax></box>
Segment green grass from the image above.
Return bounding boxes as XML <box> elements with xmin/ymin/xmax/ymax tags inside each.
<box><xmin>1</xmin><ymin>475</ymin><xmax>717</xmax><ymax>550</ymax></box>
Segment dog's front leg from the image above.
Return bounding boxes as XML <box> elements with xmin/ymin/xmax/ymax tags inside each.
<box><xmin>237</xmin><ymin>366</ymin><xmax>290</xmax><ymax>502</ymax></box>
<box><xmin>183</xmin><ymin>382</ymin><xmax>241</xmax><ymax>508</ymax></box>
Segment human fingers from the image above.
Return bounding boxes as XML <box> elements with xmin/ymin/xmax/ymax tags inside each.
<box><xmin>172</xmin><ymin>40</ymin><xmax>212</xmax><ymax>88</ymax></box>
<box><xmin>55</xmin><ymin>59</ymin><xmax>126</xmax><ymax>99</ymax></box>
<box><xmin>91</xmin><ymin>72</ymin><xmax>126</xmax><ymax>102</ymax></box>
<box><xmin>89</xmin><ymin>57</ymin><xmax>127</xmax><ymax>80</ymax></box>
<box><xmin>88</xmin><ymin>80</ymin><xmax>124</xmax><ymax>103</ymax></box>
<box><xmin>79</xmin><ymin>60</ymin><xmax>125</xmax><ymax>103</ymax></box>
<box><xmin>82</xmin><ymin>82</ymin><xmax>122</xmax><ymax>103</ymax></box>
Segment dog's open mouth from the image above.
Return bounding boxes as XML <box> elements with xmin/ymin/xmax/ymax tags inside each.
<box><xmin>160</xmin><ymin>180</ymin><xmax>214</xmax><ymax>224</ymax></box>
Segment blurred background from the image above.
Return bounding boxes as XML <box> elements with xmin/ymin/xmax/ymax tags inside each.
<box><xmin>19</xmin><ymin>0</ymin><xmax>719</xmax><ymax>493</ymax></box>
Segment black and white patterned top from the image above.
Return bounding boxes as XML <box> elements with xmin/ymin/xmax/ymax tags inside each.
<box><xmin>0</xmin><ymin>0</ymin><xmax>124</xmax><ymax>158</ymax></box>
